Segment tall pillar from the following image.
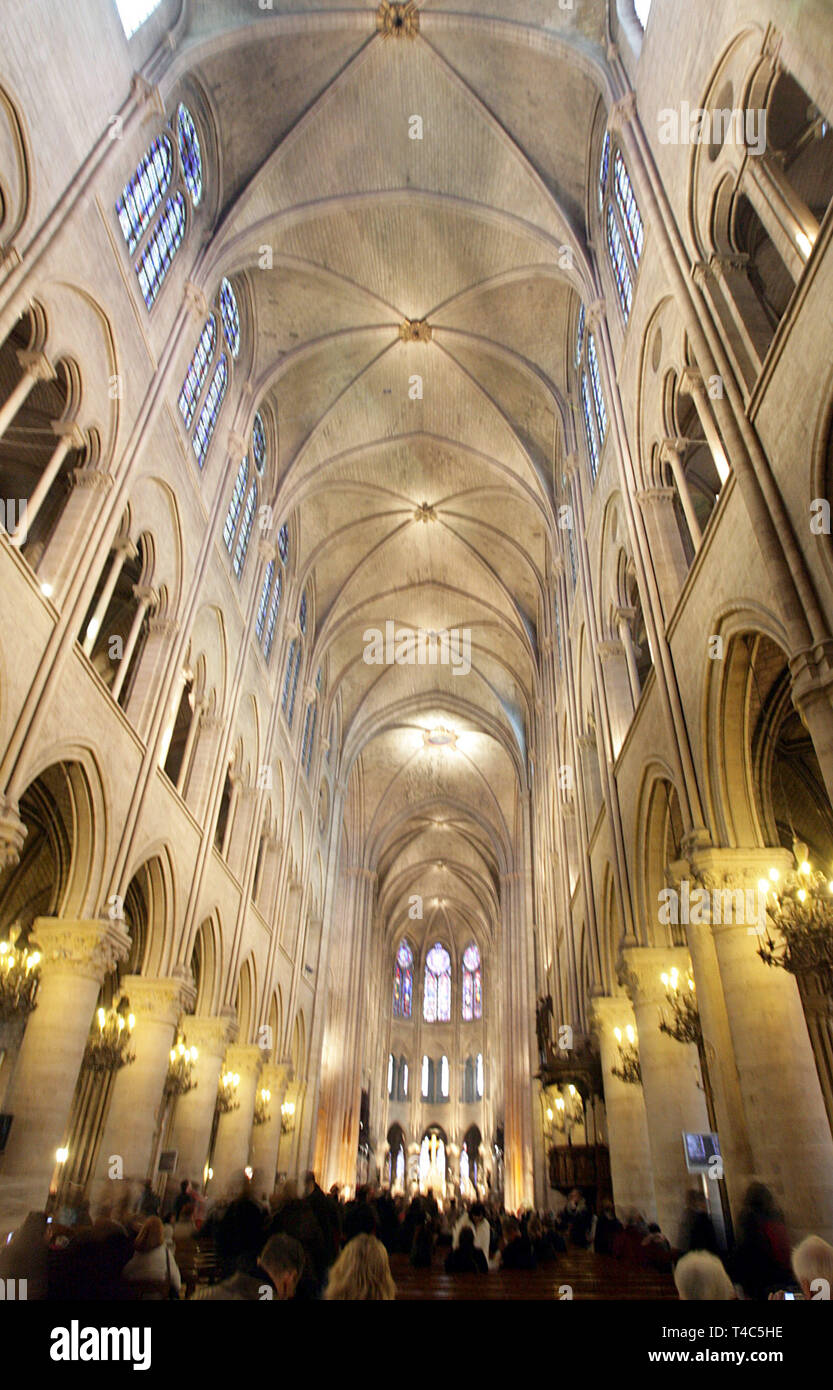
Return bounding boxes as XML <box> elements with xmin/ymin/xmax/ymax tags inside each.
<box><xmin>249</xmin><ymin>1061</ymin><xmax>291</xmax><ymax>1198</ymax></box>
<box><xmin>634</xmin><ymin>489</ymin><xmax>688</xmax><ymax>618</ymax></box>
<box><xmin>661</xmin><ymin>438</ymin><xmax>702</xmax><ymax>551</ymax></box>
<box><xmin>185</xmin><ymin>714</ymin><xmax>226</xmax><ymax>823</ymax></box>
<box><xmin>590</xmin><ymin>994</ymin><xmax>657</xmax><ymax>1221</ymax></box>
<box><xmin>689</xmin><ymin>847</ymin><xmax>833</xmax><ymax>1241</ymax></box>
<box><xmin>92</xmin><ymin>976</ymin><xmax>190</xmax><ymax>1194</ymax></box>
<box><xmin>597</xmin><ymin>639</ymin><xmax>634</xmax><ymax>757</ymax></box>
<box><xmin>167</xmin><ymin>1012</ymin><xmax>234</xmax><ymax>1193</ymax></box>
<box><xmin>0</xmin><ymin>916</ymin><xmax>130</xmax><ymax>1231</ymax></box>
<box><xmin>82</xmin><ymin>540</ymin><xmax>136</xmax><ymax>655</ymax></box>
<box><xmin>0</xmin><ymin>350</ymin><xmax>53</xmax><ymax>441</ymax></box>
<box><xmin>33</xmin><ymin>467</ymin><xmax>113</xmax><ymax>598</ymax></box>
<box><xmin>10</xmin><ymin>424</ymin><xmax>81</xmax><ymax>547</ymax></box>
<box><xmin>125</xmin><ymin>616</ymin><xmax>179</xmax><ymax>745</ymax></box>
<box><xmin>225</xmin><ymin>783</ymin><xmax>258</xmax><ymax>882</ymax></box>
<box><xmin>622</xmin><ymin>945</ymin><xmax>710</xmax><ymax>1240</ymax></box>
<box><xmin>110</xmin><ymin>586</ymin><xmax>156</xmax><ymax>704</ymax></box>
<box><xmin>210</xmin><ymin>1043</ymin><xmax>261</xmax><ymax>1197</ymax></box>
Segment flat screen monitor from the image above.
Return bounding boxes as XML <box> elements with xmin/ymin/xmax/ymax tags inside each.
<box><xmin>682</xmin><ymin>1130</ymin><xmax>720</xmax><ymax>1173</ymax></box>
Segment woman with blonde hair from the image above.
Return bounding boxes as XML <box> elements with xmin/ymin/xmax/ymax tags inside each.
<box><xmin>324</xmin><ymin>1233</ymin><xmax>396</xmax><ymax>1300</ymax></box>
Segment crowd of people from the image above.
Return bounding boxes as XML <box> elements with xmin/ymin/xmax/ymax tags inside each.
<box><xmin>1</xmin><ymin>1172</ymin><xmax>830</xmax><ymax>1301</ymax></box>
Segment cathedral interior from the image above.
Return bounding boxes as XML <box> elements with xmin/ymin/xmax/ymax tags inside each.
<box><xmin>2</xmin><ymin>0</ymin><xmax>833</xmax><ymax>1300</ymax></box>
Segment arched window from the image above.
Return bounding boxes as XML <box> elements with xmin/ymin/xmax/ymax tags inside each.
<box><xmin>398</xmin><ymin>1057</ymin><xmax>409</xmax><ymax>1100</ymax></box>
<box><xmin>387</xmin><ymin>1052</ymin><xmax>394</xmax><ymax>1099</ymax></box>
<box><xmin>223</xmin><ymin>457</ymin><xmax>248</xmax><ymax>554</ymax></box>
<box><xmin>476</xmin><ymin>1053</ymin><xmax>484</xmax><ymax>1099</ymax></box>
<box><xmin>278</xmin><ymin>523</ymin><xmax>290</xmax><ymax>565</ymax></box>
<box><xmin>462</xmin><ymin>943</ymin><xmax>482</xmax><ymax>1020</ymax></box>
<box><xmin>219</xmin><ymin>277</ymin><xmax>241</xmax><ymax>358</ymax></box>
<box><xmin>601</xmin><ymin>140</ymin><xmax>643</xmax><ymax>323</ymax></box>
<box><xmin>251</xmin><ymin>412</ymin><xmax>267</xmax><ymax>475</ymax></box>
<box><xmin>464</xmin><ymin>1056</ymin><xmax>475</xmax><ymax>1104</ymax></box>
<box><xmin>393</xmin><ymin>940</ymin><xmax>413</xmax><ymax>1018</ymax></box>
<box><xmin>576</xmin><ymin>313</ymin><xmax>608</xmax><ymax>486</ymax></box>
<box><xmin>116</xmin><ymin>134</ymin><xmax>172</xmax><ymax>253</ymax></box>
<box><xmin>116</xmin><ymin>0</ymin><xmax>164</xmax><ymax>38</ymax></box>
<box><xmin>302</xmin><ymin>667</ymin><xmax>323</xmax><ymax>777</ymax></box>
<box><xmin>232</xmin><ymin>481</ymin><xmax>257</xmax><ymax>577</ymax></box>
<box><xmin>421</xmin><ymin>1055</ymin><xmax>435</xmax><ymax>1102</ymax></box>
<box><xmin>439</xmin><ymin>1055</ymin><xmax>449</xmax><ymax>1101</ymax></box>
<box><xmin>281</xmin><ymin>640</ymin><xmax>297</xmax><ymax>712</ymax></box>
<box><xmin>424</xmin><ymin>943</ymin><xmax>451</xmax><ymax>1023</ymax></box>
<box><xmin>179</xmin><ymin>315</ymin><xmax>217</xmax><ymax>428</ymax></box>
<box><xmin>136</xmin><ymin>192</ymin><xmax>186</xmax><ymax>309</ymax></box>
<box><xmin>262</xmin><ymin>567</ymin><xmax>282</xmax><ymax>661</ymax></box>
<box><xmin>256</xmin><ymin>560</ymin><xmax>274</xmax><ymax>642</ymax></box>
<box><xmin>177</xmin><ymin>103</ymin><xmax>203</xmax><ymax>208</ymax></box>
<box><xmin>192</xmin><ymin>354</ymin><xmax>227</xmax><ymax>468</ymax></box>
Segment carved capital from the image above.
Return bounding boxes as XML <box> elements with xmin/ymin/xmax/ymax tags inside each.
<box><xmin>636</xmin><ymin>486</ymin><xmax>677</xmax><ymax>506</ymax></box>
<box><xmin>679</xmin><ymin>366</ymin><xmax>704</xmax><ymax>396</ymax></box>
<box><xmin>227</xmin><ymin>431</ymin><xmax>248</xmax><ymax>465</ymax></box>
<box><xmin>257</xmin><ymin>538</ymin><xmax>276</xmax><ymax>563</ymax></box>
<box><xmin>72</xmin><ymin>467</ymin><xmax>113</xmax><ymax>493</ymax></box>
<box><xmin>621</xmin><ymin>944</ymin><xmax>691</xmax><ymax>1006</ymax></box>
<box><xmin>0</xmin><ymin>798</ymin><xmax>27</xmax><ymax>869</ymax></box>
<box><xmin>597</xmin><ymin>638</ymin><xmax>625</xmax><ymax>661</ymax></box>
<box><xmin>586</xmin><ymin>297</ymin><xmax>607</xmax><ymax>330</ymax></box>
<box><xmin>182</xmin><ymin>1012</ymin><xmax>237</xmax><ymax>1056</ymax></box>
<box><xmin>131</xmin><ymin>583</ymin><xmax>158</xmax><ymax>609</ymax></box>
<box><xmin>607</xmin><ymin>92</ymin><xmax>637</xmax><ymax>132</ymax></box>
<box><xmin>120</xmin><ymin>974</ymin><xmax>192</xmax><ymax>1027</ymax></box>
<box><xmin>183</xmin><ymin>280</ymin><xmax>209</xmax><ymax>322</ymax></box>
<box><xmin>130</xmin><ymin>73</ymin><xmax>166</xmax><ymax>120</ymax></box>
<box><xmin>223</xmin><ymin>1042</ymin><xmax>263</xmax><ymax>1081</ymax></box>
<box><xmin>146</xmin><ymin>615</ymin><xmax>178</xmax><ymax>639</ymax></box>
<box><xmin>17</xmin><ymin>349</ymin><xmax>55</xmax><ymax>383</ymax></box>
<box><xmin>31</xmin><ymin>916</ymin><xmax>131</xmax><ymax>983</ymax></box>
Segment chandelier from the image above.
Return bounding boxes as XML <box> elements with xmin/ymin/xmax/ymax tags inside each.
<box><xmin>757</xmin><ymin>842</ymin><xmax>833</xmax><ymax>993</ymax></box>
<box><xmin>165</xmin><ymin>1034</ymin><xmax>198</xmax><ymax>1097</ymax></box>
<box><xmin>658</xmin><ymin>967</ymin><xmax>702</xmax><ymax>1045</ymax></box>
<box><xmin>217</xmin><ymin>1070</ymin><xmax>240</xmax><ymax>1114</ymax></box>
<box><xmin>0</xmin><ymin>926</ymin><xmax>41</xmax><ymax>1023</ymax></box>
<box><xmin>83</xmin><ymin>1001</ymin><xmax>135</xmax><ymax>1075</ymax></box>
<box><xmin>611</xmin><ymin>1025</ymin><xmax>642</xmax><ymax>1084</ymax></box>
<box><xmin>253</xmin><ymin>1087</ymin><xmax>272</xmax><ymax>1127</ymax></box>
<box><xmin>281</xmin><ymin>1099</ymin><xmax>296</xmax><ymax>1135</ymax></box>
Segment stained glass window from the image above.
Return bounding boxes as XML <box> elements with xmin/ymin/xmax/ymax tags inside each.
<box><xmin>599</xmin><ymin>130</ymin><xmax>610</xmax><ymax>210</ymax></box>
<box><xmin>256</xmin><ymin>560</ymin><xmax>274</xmax><ymax>641</ymax></box>
<box><xmin>587</xmin><ymin>333</ymin><xmax>608</xmax><ymax>442</ymax></box>
<box><xmin>299</xmin><ymin>592</ymin><xmax>307</xmax><ymax>636</ymax></box>
<box><xmin>251</xmin><ymin>411</ymin><xmax>267</xmax><ymax>475</ymax></box>
<box><xmin>219</xmin><ymin>277</ymin><xmax>241</xmax><ymax>357</ymax></box>
<box><xmin>223</xmin><ymin>456</ymin><xmax>249</xmax><ymax>553</ymax></box>
<box><xmin>233</xmin><ymin>482</ymin><xmax>257</xmax><ymax>577</ymax></box>
<box><xmin>135</xmin><ymin>192</ymin><xmax>185</xmax><ymax>309</ymax></box>
<box><xmin>462</xmin><ymin>943</ymin><xmax>482</xmax><ymax>1020</ymax></box>
<box><xmin>566</xmin><ymin>512</ymin><xmax>578</xmax><ymax>587</ymax></box>
<box><xmin>614</xmin><ymin>151</ymin><xmax>644</xmax><ymax>265</ymax></box>
<box><xmin>281</xmin><ymin>640</ymin><xmax>296</xmax><ymax>712</ymax></box>
<box><xmin>263</xmin><ymin>568</ymin><xmax>282</xmax><ymax>660</ymax></box>
<box><xmin>476</xmin><ymin>1053</ymin><xmax>484</xmax><ymax>1099</ymax></box>
<box><xmin>116</xmin><ymin>134</ymin><xmax>172</xmax><ymax>253</ymax></box>
<box><xmin>115</xmin><ymin>0</ymin><xmax>163</xmax><ymax>38</ymax></box>
<box><xmin>278</xmin><ymin>523</ymin><xmax>289</xmax><ymax>565</ymax></box>
<box><xmin>393</xmin><ymin>940</ymin><xmax>413</xmax><ymax>1018</ymax></box>
<box><xmin>192</xmin><ymin>354</ymin><xmax>227</xmax><ymax>467</ymax></box>
<box><xmin>287</xmin><ymin>642</ymin><xmax>302</xmax><ymax>727</ymax></box>
<box><xmin>554</xmin><ymin>594</ymin><xmax>563</xmax><ymax>670</ymax></box>
<box><xmin>305</xmin><ymin>704</ymin><xmax>318</xmax><ymax>776</ymax></box>
<box><xmin>424</xmin><ymin>943</ymin><xmax>451</xmax><ymax>1023</ymax></box>
<box><xmin>607</xmin><ymin>205</ymin><xmax>633</xmax><ymax>321</ymax></box>
<box><xmin>575</xmin><ymin>302</ymin><xmax>585</xmax><ymax>367</ymax></box>
<box><xmin>179</xmin><ymin>315</ymin><xmax>216</xmax><ymax>428</ymax></box>
<box><xmin>581</xmin><ymin>374</ymin><xmax>599</xmax><ymax>483</ymax></box>
<box><xmin>301</xmin><ymin>704</ymin><xmax>312</xmax><ymax>766</ymax></box>
<box><xmin>177</xmin><ymin>104</ymin><xmax>203</xmax><ymax>208</ymax></box>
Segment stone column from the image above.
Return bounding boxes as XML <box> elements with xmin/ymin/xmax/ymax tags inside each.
<box><xmin>0</xmin><ymin>916</ymin><xmax>130</xmax><ymax>1229</ymax></box>
<box><xmin>10</xmin><ymin>424</ymin><xmax>82</xmax><ymax>547</ymax></box>
<box><xmin>92</xmin><ymin>976</ymin><xmax>190</xmax><ymax>1194</ymax></box>
<box><xmin>689</xmin><ymin>847</ymin><xmax>833</xmax><ymax>1241</ymax></box>
<box><xmin>678</xmin><ymin>367</ymin><xmax>730</xmax><ymax>486</ymax></box>
<box><xmin>741</xmin><ymin>156</ymin><xmax>810</xmax><ymax>282</ymax></box>
<box><xmin>125</xmin><ymin>616</ymin><xmax>179</xmax><ymax>745</ymax></box>
<box><xmin>82</xmin><ymin>539</ymin><xmax>137</xmax><ymax>655</ymax></box>
<box><xmin>661</xmin><ymin>438</ymin><xmax>702</xmax><ymax>551</ymax></box>
<box><xmin>225</xmin><ymin>783</ymin><xmax>258</xmax><ymax>882</ymax></box>
<box><xmin>210</xmin><ymin>1044</ymin><xmax>261</xmax><ymax>1197</ymax></box>
<box><xmin>622</xmin><ymin>945</ymin><xmax>710</xmax><ymax>1240</ymax></box>
<box><xmin>590</xmin><ymin>994</ymin><xmax>657</xmax><ymax>1221</ymax></box>
<box><xmin>597</xmin><ymin>639</ymin><xmax>634</xmax><ymax>757</ymax></box>
<box><xmin>110</xmin><ymin>586</ymin><xmax>156</xmax><ymax>704</ymax></box>
<box><xmin>0</xmin><ymin>349</ymin><xmax>53</xmax><ymax>441</ymax></box>
<box><xmin>634</xmin><ymin>490</ymin><xmax>688</xmax><ymax>618</ymax></box>
<box><xmin>185</xmin><ymin>714</ymin><xmax>226</xmax><ymax>823</ymax></box>
<box><xmin>34</xmin><ymin>467</ymin><xmax>113</xmax><ymax>598</ymax></box>
<box><xmin>166</xmin><ymin>1013</ymin><xmax>234</xmax><ymax>1194</ymax></box>
<box><xmin>249</xmin><ymin>1061</ymin><xmax>291</xmax><ymax>1198</ymax></box>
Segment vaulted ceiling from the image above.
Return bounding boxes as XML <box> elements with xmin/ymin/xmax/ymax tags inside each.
<box><xmin>179</xmin><ymin>2</ymin><xmax>615</xmax><ymax>946</ymax></box>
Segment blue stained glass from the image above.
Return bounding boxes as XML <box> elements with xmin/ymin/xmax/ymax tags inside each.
<box><xmin>256</xmin><ymin>560</ymin><xmax>274</xmax><ymax>641</ymax></box>
<box><xmin>287</xmin><ymin>642</ymin><xmax>302</xmax><ymax>727</ymax></box>
<box><xmin>233</xmin><ymin>483</ymin><xmax>257</xmax><ymax>576</ymax></box>
<box><xmin>135</xmin><ymin>192</ymin><xmax>185</xmax><ymax>308</ymax></box>
<box><xmin>315</xmin><ymin>666</ymin><xmax>323</xmax><ymax>692</ymax></box>
<box><xmin>462</xmin><ymin>943</ymin><xmax>481</xmax><ymax>1021</ymax></box>
<box><xmin>278</xmin><ymin>524</ymin><xmax>289</xmax><ymax>564</ymax></box>
<box><xmin>223</xmin><ymin>456</ymin><xmax>249</xmax><ymax>552</ymax></box>
<box><xmin>424</xmin><ymin>974</ymin><xmax>437</xmax><ymax>1024</ymax></box>
<box><xmin>424</xmin><ymin>944</ymin><xmax>451</xmax><ymax>1023</ymax></box>
<box><xmin>301</xmin><ymin>704</ymin><xmax>312</xmax><ymax>764</ymax></box>
<box><xmin>305</xmin><ymin>705</ymin><xmax>318</xmax><ymax>776</ymax></box>
<box><xmin>554</xmin><ymin>595</ymin><xmax>563</xmax><ymax>669</ymax></box>
<box><xmin>220</xmin><ymin>277</ymin><xmax>241</xmax><ymax>357</ymax></box>
<box><xmin>587</xmin><ymin>333</ymin><xmax>608</xmax><ymax>442</ymax></box>
<box><xmin>263</xmin><ymin>568</ymin><xmax>282</xmax><ymax>660</ymax></box>
<box><xmin>192</xmin><ymin>354</ymin><xmax>227</xmax><ymax>467</ymax></box>
<box><xmin>179</xmin><ymin>315</ymin><xmax>216</xmax><ymax>428</ymax></box>
<box><xmin>116</xmin><ymin>134</ymin><xmax>172</xmax><ymax>254</ymax></box>
<box><xmin>599</xmin><ymin>130</ymin><xmax>610</xmax><ymax>210</ymax></box>
<box><xmin>607</xmin><ymin>206</ymin><xmax>633</xmax><ymax>321</ymax></box>
<box><xmin>582</xmin><ymin>372</ymin><xmax>600</xmax><ymax>483</ymax></box>
<box><xmin>575</xmin><ymin>302</ymin><xmax>585</xmax><ymax>367</ymax></box>
<box><xmin>177</xmin><ymin>104</ymin><xmax>203</xmax><ymax>208</ymax></box>
<box><xmin>299</xmin><ymin>592</ymin><xmax>307</xmax><ymax>636</ymax></box>
<box><xmin>252</xmin><ymin>411</ymin><xmax>267</xmax><ymax>475</ymax></box>
<box><xmin>614</xmin><ymin>151</ymin><xmax>644</xmax><ymax>264</ymax></box>
<box><xmin>281</xmin><ymin>639</ymin><xmax>296</xmax><ymax>712</ymax></box>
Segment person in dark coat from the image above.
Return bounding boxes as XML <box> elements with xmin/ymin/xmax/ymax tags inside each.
<box><xmin>500</xmin><ymin>1216</ymin><xmax>536</xmax><ymax>1270</ymax></box>
<box><xmin>594</xmin><ymin>1200</ymin><xmax>623</xmax><ymax>1255</ymax></box>
<box><xmin>730</xmin><ymin>1183</ymin><xmax>792</xmax><ymax>1301</ymax></box>
<box><xmin>445</xmin><ymin>1226</ymin><xmax>487</xmax><ymax>1274</ymax></box>
<box><xmin>267</xmin><ymin>1181</ymin><xmax>328</xmax><ymax>1294</ymax></box>
<box><xmin>214</xmin><ymin>1179</ymin><xmax>266</xmax><ymax>1279</ymax></box>
<box><xmin>303</xmin><ymin>1170</ymin><xmax>340</xmax><ymax>1266</ymax></box>
<box><xmin>676</xmin><ymin>1189</ymin><xmax>720</xmax><ymax>1256</ymax></box>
